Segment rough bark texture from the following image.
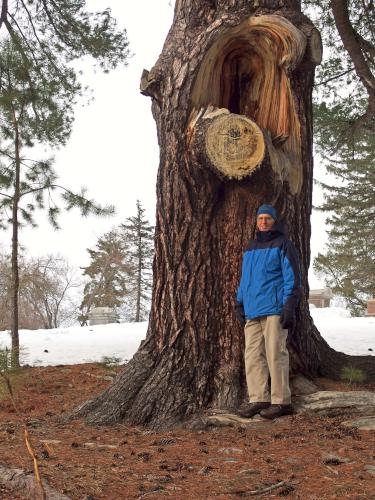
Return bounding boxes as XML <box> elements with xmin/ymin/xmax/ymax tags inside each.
<box><xmin>74</xmin><ymin>0</ymin><xmax>375</xmax><ymax>429</ymax></box>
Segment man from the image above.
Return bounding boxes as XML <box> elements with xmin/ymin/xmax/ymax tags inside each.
<box><xmin>235</xmin><ymin>204</ymin><xmax>301</xmax><ymax>419</ymax></box>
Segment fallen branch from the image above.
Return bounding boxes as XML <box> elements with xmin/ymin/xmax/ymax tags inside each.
<box><xmin>326</xmin><ymin>465</ymin><xmax>339</xmax><ymax>475</ymax></box>
<box><xmin>231</xmin><ymin>480</ymin><xmax>287</xmax><ymax>496</ymax></box>
<box><xmin>84</xmin><ymin>371</ymin><xmax>115</xmax><ymax>381</ymax></box>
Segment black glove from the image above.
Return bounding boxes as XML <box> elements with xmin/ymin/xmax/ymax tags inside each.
<box><xmin>235</xmin><ymin>302</ymin><xmax>246</xmax><ymax>327</ymax></box>
<box><xmin>280</xmin><ymin>307</ymin><xmax>296</xmax><ymax>330</ymax></box>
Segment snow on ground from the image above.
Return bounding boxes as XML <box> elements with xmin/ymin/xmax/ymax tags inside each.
<box><xmin>0</xmin><ymin>307</ymin><xmax>373</xmax><ymax>366</ymax></box>
<box><xmin>310</xmin><ymin>307</ymin><xmax>375</xmax><ymax>356</ymax></box>
<box><xmin>0</xmin><ymin>322</ymin><xmax>148</xmax><ymax>367</ymax></box>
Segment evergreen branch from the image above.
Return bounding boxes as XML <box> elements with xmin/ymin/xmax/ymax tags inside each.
<box><xmin>331</xmin><ymin>0</ymin><xmax>375</xmax><ymax>124</ymax></box>
<box><xmin>18</xmin><ymin>0</ymin><xmax>43</xmax><ymax>50</ymax></box>
<box><xmin>315</xmin><ymin>67</ymin><xmax>355</xmax><ymax>87</ymax></box>
<box><xmin>4</xmin><ymin>18</ymin><xmax>40</xmax><ymax>120</ymax></box>
<box><xmin>18</xmin><ymin>0</ymin><xmax>66</xmax><ymax>80</ymax></box>
<box><xmin>40</xmin><ymin>0</ymin><xmax>66</xmax><ymax>43</ymax></box>
<box><xmin>6</xmin><ymin>14</ymin><xmax>39</xmax><ymax>69</ymax></box>
<box><xmin>18</xmin><ymin>186</ymin><xmax>46</xmax><ymax>198</ymax></box>
<box><xmin>0</xmin><ymin>148</ymin><xmax>15</xmax><ymax>161</ymax></box>
<box><xmin>19</xmin><ymin>0</ymin><xmax>73</xmax><ymax>88</ymax></box>
<box><xmin>51</xmin><ymin>184</ymin><xmax>115</xmax><ymax>216</ymax></box>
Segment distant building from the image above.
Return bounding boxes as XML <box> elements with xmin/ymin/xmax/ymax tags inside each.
<box><xmin>366</xmin><ymin>299</ymin><xmax>375</xmax><ymax>317</ymax></box>
<box><xmin>88</xmin><ymin>307</ymin><xmax>119</xmax><ymax>326</ymax></box>
<box><xmin>309</xmin><ymin>288</ymin><xmax>333</xmax><ymax>308</ymax></box>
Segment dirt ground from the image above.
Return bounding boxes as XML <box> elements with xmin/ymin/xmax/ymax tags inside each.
<box><xmin>0</xmin><ymin>363</ymin><xmax>375</xmax><ymax>500</ymax></box>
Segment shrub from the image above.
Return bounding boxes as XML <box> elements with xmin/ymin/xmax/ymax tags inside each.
<box><xmin>0</xmin><ymin>347</ymin><xmax>12</xmax><ymax>373</ymax></box>
<box><xmin>341</xmin><ymin>366</ymin><xmax>366</xmax><ymax>385</ymax></box>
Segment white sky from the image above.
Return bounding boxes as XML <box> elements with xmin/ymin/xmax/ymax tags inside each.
<box><xmin>0</xmin><ymin>1</ymin><xmax>328</xmax><ymax>288</ymax></box>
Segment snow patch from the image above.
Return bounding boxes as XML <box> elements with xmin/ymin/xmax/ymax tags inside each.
<box><xmin>310</xmin><ymin>307</ymin><xmax>375</xmax><ymax>356</ymax></box>
<box><xmin>0</xmin><ymin>322</ymin><xmax>147</xmax><ymax>367</ymax></box>
<box><xmin>0</xmin><ymin>307</ymin><xmax>373</xmax><ymax>367</ymax></box>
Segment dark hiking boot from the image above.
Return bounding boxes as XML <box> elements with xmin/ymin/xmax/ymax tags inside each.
<box><xmin>259</xmin><ymin>404</ymin><xmax>293</xmax><ymax>419</ymax></box>
<box><xmin>237</xmin><ymin>402</ymin><xmax>270</xmax><ymax>418</ymax></box>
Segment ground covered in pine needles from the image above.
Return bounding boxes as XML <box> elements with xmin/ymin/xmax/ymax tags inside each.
<box><xmin>0</xmin><ymin>363</ymin><xmax>375</xmax><ymax>499</ymax></box>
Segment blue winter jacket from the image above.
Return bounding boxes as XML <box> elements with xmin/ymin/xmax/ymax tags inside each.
<box><xmin>236</xmin><ymin>222</ymin><xmax>301</xmax><ymax>320</ymax></box>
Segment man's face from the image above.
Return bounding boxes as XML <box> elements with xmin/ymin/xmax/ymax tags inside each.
<box><xmin>257</xmin><ymin>214</ymin><xmax>275</xmax><ymax>232</ymax></box>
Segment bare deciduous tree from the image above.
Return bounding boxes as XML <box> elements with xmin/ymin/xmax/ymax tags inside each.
<box><xmin>0</xmin><ymin>253</ymin><xmax>80</xmax><ymax>330</ymax></box>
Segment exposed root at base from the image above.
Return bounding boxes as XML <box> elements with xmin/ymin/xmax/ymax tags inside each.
<box><xmin>0</xmin><ymin>464</ymin><xmax>71</xmax><ymax>500</ymax></box>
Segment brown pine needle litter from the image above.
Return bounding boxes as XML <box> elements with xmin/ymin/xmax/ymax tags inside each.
<box><xmin>1</xmin><ymin>364</ymin><xmax>375</xmax><ymax>499</ymax></box>
<box><xmin>0</xmin><ymin>370</ymin><xmax>46</xmax><ymax>499</ymax></box>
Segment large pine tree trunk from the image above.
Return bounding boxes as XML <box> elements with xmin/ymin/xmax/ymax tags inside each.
<box><xmin>74</xmin><ymin>0</ymin><xmax>375</xmax><ymax>429</ymax></box>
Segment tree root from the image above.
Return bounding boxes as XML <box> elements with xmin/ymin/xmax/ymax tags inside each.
<box><xmin>0</xmin><ymin>464</ymin><xmax>71</xmax><ymax>500</ymax></box>
<box><xmin>318</xmin><ymin>343</ymin><xmax>375</xmax><ymax>381</ymax></box>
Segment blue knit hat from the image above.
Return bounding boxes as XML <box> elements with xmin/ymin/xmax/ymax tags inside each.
<box><xmin>257</xmin><ymin>204</ymin><xmax>277</xmax><ymax>220</ymax></box>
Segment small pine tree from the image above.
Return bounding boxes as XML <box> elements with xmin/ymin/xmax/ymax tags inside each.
<box><xmin>120</xmin><ymin>201</ymin><xmax>154</xmax><ymax>322</ymax></box>
<box><xmin>313</xmin><ymin>107</ymin><xmax>375</xmax><ymax>316</ymax></box>
<box><xmin>0</xmin><ymin>40</ymin><xmax>115</xmax><ymax>366</ymax></box>
<box><xmin>79</xmin><ymin>230</ymin><xmax>132</xmax><ymax>325</ymax></box>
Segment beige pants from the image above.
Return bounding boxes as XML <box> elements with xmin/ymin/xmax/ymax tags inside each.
<box><xmin>244</xmin><ymin>315</ymin><xmax>291</xmax><ymax>405</ymax></box>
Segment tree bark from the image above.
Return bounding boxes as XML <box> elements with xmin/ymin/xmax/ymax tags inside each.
<box><xmin>74</xmin><ymin>0</ymin><xmax>375</xmax><ymax>429</ymax></box>
<box><xmin>0</xmin><ymin>0</ymin><xmax>8</xmax><ymax>29</ymax></box>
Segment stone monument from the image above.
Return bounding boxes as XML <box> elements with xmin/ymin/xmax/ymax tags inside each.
<box><xmin>88</xmin><ymin>307</ymin><xmax>119</xmax><ymax>326</ymax></box>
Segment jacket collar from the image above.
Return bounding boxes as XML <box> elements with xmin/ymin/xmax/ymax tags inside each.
<box><xmin>255</xmin><ymin>221</ymin><xmax>286</xmax><ymax>242</ymax></box>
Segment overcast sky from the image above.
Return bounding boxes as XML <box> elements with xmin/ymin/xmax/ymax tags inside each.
<box><xmin>1</xmin><ymin>1</ymin><xmax>328</xmax><ymax>288</ymax></box>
